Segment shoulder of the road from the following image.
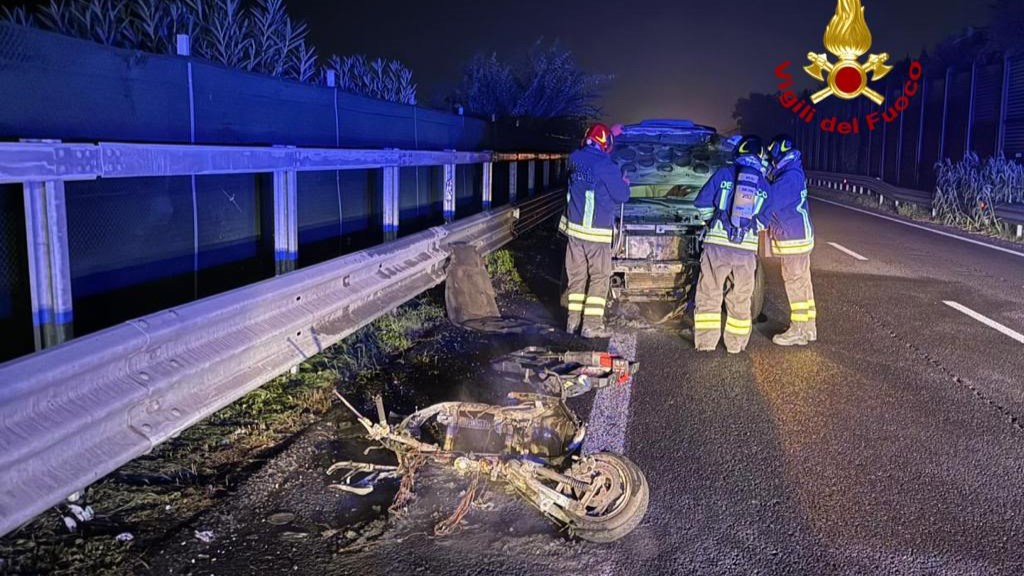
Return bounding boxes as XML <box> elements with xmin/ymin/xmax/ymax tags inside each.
<box><xmin>812</xmin><ymin>195</ymin><xmax>1024</xmax><ymax>260</ymax></box>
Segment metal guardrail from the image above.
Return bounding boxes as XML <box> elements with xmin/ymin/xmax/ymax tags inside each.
<box><xmin>807</xmin><ymin>171</ymin><xmax>1024</xmax><ymax>234</ymax></box>
<box><xmin>0</xmin><ymin>141</ymin><xmax>567</xmax><ymax>537</ymax></box>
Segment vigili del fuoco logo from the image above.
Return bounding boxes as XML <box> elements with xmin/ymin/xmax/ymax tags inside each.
<box><xmin>774</xmin><ymin>0</ymin><xmax>923</xmax><ymax>135</ymax></box>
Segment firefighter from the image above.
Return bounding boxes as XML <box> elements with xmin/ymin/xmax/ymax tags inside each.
<box><xmin>767</xmin><ymin>134</ymin><xmax>816</xmax><ymax>346</ymax></box>
<box><xmin>560</xmin><ymin>123</ymin><xmax>631</xmax><ymax>338</ymax></box>
<box><xmin>692</xmin><ymin>136</ymin><xmax>771</xmax><ymax>353</ymax></box>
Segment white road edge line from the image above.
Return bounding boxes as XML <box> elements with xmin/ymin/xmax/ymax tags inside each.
<box><xmin>582</xmin><ymin>332</ymin><xmax>636</xmax><ymax>455</ymax></box>
<box><xmin>812</xmin><ymin>196</ymin><xmax>1024</xmax><ymax>259</ymax></box>
<box><xmin>827</xmin><ymin>241</ymin><xmax>869</xmax><ymax>261</ymax></box>
<box><xmin>943</xmin><ymin>301</ymin><xmax>1024</xmax><ymax>344</ymax></box>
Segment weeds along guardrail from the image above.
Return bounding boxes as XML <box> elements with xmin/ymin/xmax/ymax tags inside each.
<box><xmin>807</xmin><ymin>170</ymin><xmax>1024</xmax><ymax>240</ymax></box>
<box><xmin>0</xmin><ymin>141</ymin><xmax>567</xmax><ymax>538</ymax></box>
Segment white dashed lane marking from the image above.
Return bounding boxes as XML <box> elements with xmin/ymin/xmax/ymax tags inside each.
<box><xmin>943</xmin><ymin>301</ymin><xmax>1024</xmax><ymax>345</ymax></box>
<box><xmin>582</xmin><ymin>332</ymin><xmax>637</xmax><ymax>455</ymax></box>
<box><xmin>827</xmin><ymin>241</ymin><xmax>869</xmax><ymax>261</ymax></box>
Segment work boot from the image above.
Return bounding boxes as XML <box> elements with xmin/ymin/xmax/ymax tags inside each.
<box><xmin>773</xmin><ymin>326</ymin><xmax>810</xmax><ymax>347</ymax></box>
<box><xmin>726</xmin><ymin>346</ymin><xmax>744</xmax><ymax>355</ymax></box>
<box><xmin>805</xmin><ymin>321</ymin><xmax>818</xmax><ymax>342</ymax></box>
<box><xmin>581</xmin><ymin>324</ymin><xmax>613</xmax><ymax>339</ymax></box>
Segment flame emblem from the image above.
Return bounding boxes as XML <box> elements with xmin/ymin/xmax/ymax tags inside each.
<box><xmin>804</xmin><ymin>0</ymin><xmax>892</xmax><ymax>105</ymax></box>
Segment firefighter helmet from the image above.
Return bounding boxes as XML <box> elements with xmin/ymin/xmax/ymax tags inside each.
<box><xmin>768</xmin><ymin>134</ymin><xmax>797</xmax><ymax>163</ymax></box>
<box><xmin>734</xmin><ymin>135</ymin><xmax>767</xmax><ymax>162</ymax></box>
<box><xmin>584</xmin><ymin>123</ymin><xmax>614</xmax><ymax>153</ymax></box>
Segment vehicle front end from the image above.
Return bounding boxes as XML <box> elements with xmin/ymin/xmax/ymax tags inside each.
<box><xmin>609</xmin><ymin>120</ymin><xmax>730</xmax><ymax>302</ymax></box>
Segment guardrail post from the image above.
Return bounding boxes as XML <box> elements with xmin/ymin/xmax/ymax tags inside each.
<box><xmin>22</xmin><ymin>139</ymin><xmax>74</xmax><ymax>350</ymax></box>
<box><xmin>482</xmin><ymin>160</ymin><xmax>493</xmax><ymax>210</ymax></box>
<box><xmin>1016</xmin><ymin>224</ymin><xmax>1022</xmax><ymax>239</ymax></box>
<box><xmin>382</xmin><ymin>166</ymin><xmax>400</xmax><ymax>241</ymax></box>
<box><xmin>527</xmin><ymin>160</ymin><xmax>536</xmax><ymax>197</ymax></box>
<box><xmin>272</xmin><ymin>166</ymin><xmax>298</xmax><ymax>274</ymax></box>
<box><xmin>508</xmin><ymin>162</ymin><xmax>518</xmax><ymax>203</ymax></box>
<box><xmin>542</xmin><ymin>160</ymin><xmax>550</xmax><ymax>191</ymax></box>
<box><xmin>443</xmin><ymin>159</ymin><xmax>456</xmax><ymax>223</ymax></box>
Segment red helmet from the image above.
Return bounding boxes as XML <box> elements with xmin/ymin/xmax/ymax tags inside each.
<box><xmin>584</xmin><ymin>123</ymin><xmax>614</xmax><ymax>153</ymax></box>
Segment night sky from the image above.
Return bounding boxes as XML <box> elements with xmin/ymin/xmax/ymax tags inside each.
<box><xmin>289</xmin><ymin>0</ymin><xmax>988</xmax><ymax>131</ymax></box>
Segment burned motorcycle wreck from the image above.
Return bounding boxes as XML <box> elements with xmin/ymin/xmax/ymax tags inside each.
<box><xmin>328</xmin><ymin>349</ymin><xmax>648</xmax><ymax>543</ymax></box>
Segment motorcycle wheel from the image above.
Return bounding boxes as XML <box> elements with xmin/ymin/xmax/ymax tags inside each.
<box><xmin>560</xmin><ymin>452</ymin><xmax>649</xmax><ymax>543</ymax></box>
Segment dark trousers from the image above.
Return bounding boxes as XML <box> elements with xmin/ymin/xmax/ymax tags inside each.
<box><xmin>565</xmin><ymin>238</ymin><xmax>612</xmax><ymax>333</ymax></box>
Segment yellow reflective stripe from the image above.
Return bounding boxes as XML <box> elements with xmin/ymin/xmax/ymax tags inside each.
<box><xmin>808</xmin><ymin>309</ymin><xmax>818</xmax><ymax>320</ymax></box>
<box><xmin>791</xmin><ymin>313</ymin><xmax>810</xmax><ymax>322</ymax></box>
<box><xmin>584</xmin><ymin>308</ymin><xmax>605</xmax><ymax>316</ymax></box>
<box><xmin>791</xmin><ymin>301</ymin><xmax>811</xmax><ymax>311</ymax></box>
<box><xmin>725</xmin><ymin>324</ymin><xmax>752</xmax><ymax>335</ymax></box>
<box><xmin>694</xmin><ymin>313</ymin><xmax>721</xmax><ymax>322</ymax></box>
<box><xmin>568</xmin><ymin>294</ymin><xmax>587</xmax><ymax>303</ymax></box>
<box><xmin>808</xmin><ymin>299</ymin><xmax>816</xmax><ymax>308</ymax></box>
<box><xmin>565</xmin><ymin>229</ymin><xmax>613</xmax><ymax>244</ymax></box>
<box><xmin>585</xmin><ymin>296</ymin><xmax>607</xmax><ymax>306</ymax></box>
<box><xmin>725</xmin><ymin>317</ymin><xmax>752</xmax><ymax>335</ymax></box>
<box><xmin>695</xmin><ymin>323</ymin><xmax>721</xmax><ymax>331</ymax></box>
<box><xmin>773</xmin><ymin>241</ymin><xmax>815</xmax><ymax>255</ymax></box>
<box><xmin>773</xmin><ymin>238</ymin><xmax>816</xmax><ymax>247</ymax></box>
<box><xmin>568</xmin><ymin>303</ymin><xmax>584</xmax><ymax>312</ymax></box>
<box><xmin>559</xmin><ymin>216</ymin><xmax>614</xmax><ymax>238</ymax></box>
<box><xmin>705</xmin><ymin>226</ymin><xmax>760</xmax><ymax>251</ymax></box>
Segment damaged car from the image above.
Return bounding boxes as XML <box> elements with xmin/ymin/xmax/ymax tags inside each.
<box><xmin>610</xmin><ymin>120</ymin><xmax>766</xmax><ymax>318</ymax></box>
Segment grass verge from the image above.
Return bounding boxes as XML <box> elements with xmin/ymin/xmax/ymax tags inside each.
<box><xmin>0</xmin><ymin>297</ymin><xmax>445</xmax><ymax>576</ymax></box>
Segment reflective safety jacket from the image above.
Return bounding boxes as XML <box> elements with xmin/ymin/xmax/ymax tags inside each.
<box><xmin>767</xmin><ymin>151</ymin><xmax>814</xmax><ymax>255</ymax></box>
<box><xmin>694</xmin><ymin>157</ymin><xmax>770</xmax><ymax>252</ymax></box>
<box><xmin>559</xmin><ymin>146</ymin><xmax>631</xmax><ymax>244</ymax></box>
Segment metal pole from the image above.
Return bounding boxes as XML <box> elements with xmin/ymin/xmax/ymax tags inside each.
<box><xmin>443</xmin><ymin>161</ymin><xmax>456</xmax><ymax>222</ymax></box>
<box><xmin>382</xmin><ymin>166</ymin><xmax>400</xmax><ymax>241</ymax></box>
<box><xmin>896</xmin><ymin>86</ymin><xmax>906</xmax><ymax>183</ymax></box>
<box><xmin>998</xmin><ymin>53</ymin><xmax>1011</xmax><ymax>156</ymax></box>
<box><xmin>22</xmin><ymin>140</ymin><xmax>74</xmax><ymax>350</ymax></box>
<box><xmin>966</xmin><ymin>60</ymin><xmax>978</xmax><ymax>154</ymax></box>
<box><xmin>273</xmin><ymin>165</ymin><xmax>298</xmax><ymax>274</ymax></box>
<box><xmin>881</xmin><ymin>99</ymin><xmax>888</xmax><ymax>181</ymax></box>
<box><xmin>482</xmin><ymin>160</ymin><xmax>493</xmax><ymax>210</ymax></box>
<box><xmin>939</xmin><ymin>67</ymin><xmax>952</xmax><ymax>162</ymax></box>
<box><xmin>915</xmin><ymin>77</ymin><xmax>927</xmax><ymax>187</ymax></box>
<box><xmin>542</xmin><ymin>160</ymin><xmax>550</xmax><ymax>191</ymax></box>
<box><xmin>508</xmin><ymin>162</ymin><xmax>518</xmax><ymax>203</ymax></box>
<box><xmin>527</xmin><ymin>160</ymin><xmax>536</xmax><ymax>196</ymax></box>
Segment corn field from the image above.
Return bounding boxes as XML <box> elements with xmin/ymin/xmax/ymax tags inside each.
<box><xmin>934</xmin><ymin>152</ymin><xmax>1024</xmax><ymax>233</ymax></box>
<box><xmin>1</xmin><ymin>0</ymin><xmax>416</xmax><ymax>103</ymax></box>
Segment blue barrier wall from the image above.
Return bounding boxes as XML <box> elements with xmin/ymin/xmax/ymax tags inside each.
<box><xmin>0</xmin><ymin>22</ymin><xmax>570</xmax><ymax>361</ymax></box>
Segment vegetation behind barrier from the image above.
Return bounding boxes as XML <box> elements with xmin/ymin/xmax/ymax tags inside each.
<box><xmin>1</xmin><ymin>0</ymin><xmax>416</xmax><ymax>102</ymax></box>
<box><xmin>935</xmin><ymin>153</ymin><xmax>1024</xmax><ymax>234</ymax></box>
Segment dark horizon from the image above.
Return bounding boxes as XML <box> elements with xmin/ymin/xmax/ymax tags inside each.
<box><xmin>289</xmin><ymin>0</ymin><xmax>989</xmax><ymax>131</ymax></box>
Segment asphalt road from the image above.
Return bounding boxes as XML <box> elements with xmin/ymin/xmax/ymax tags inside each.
<box><xmin>150</xmin><ymin>194</ymin><xmax>1024</xmax><ymax>575</ymax></box>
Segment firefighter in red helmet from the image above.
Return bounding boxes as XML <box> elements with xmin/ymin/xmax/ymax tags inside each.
<box><xmin>559</xmin><ymin>123</ymin><xmax>631</xmax><ymax>338</ymax></box>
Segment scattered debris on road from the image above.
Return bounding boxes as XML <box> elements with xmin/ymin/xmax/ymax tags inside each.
<box><xmin>491</xmin><ymin>346</ymin><xmax>639</xmax><ymax>397</ymax></box>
